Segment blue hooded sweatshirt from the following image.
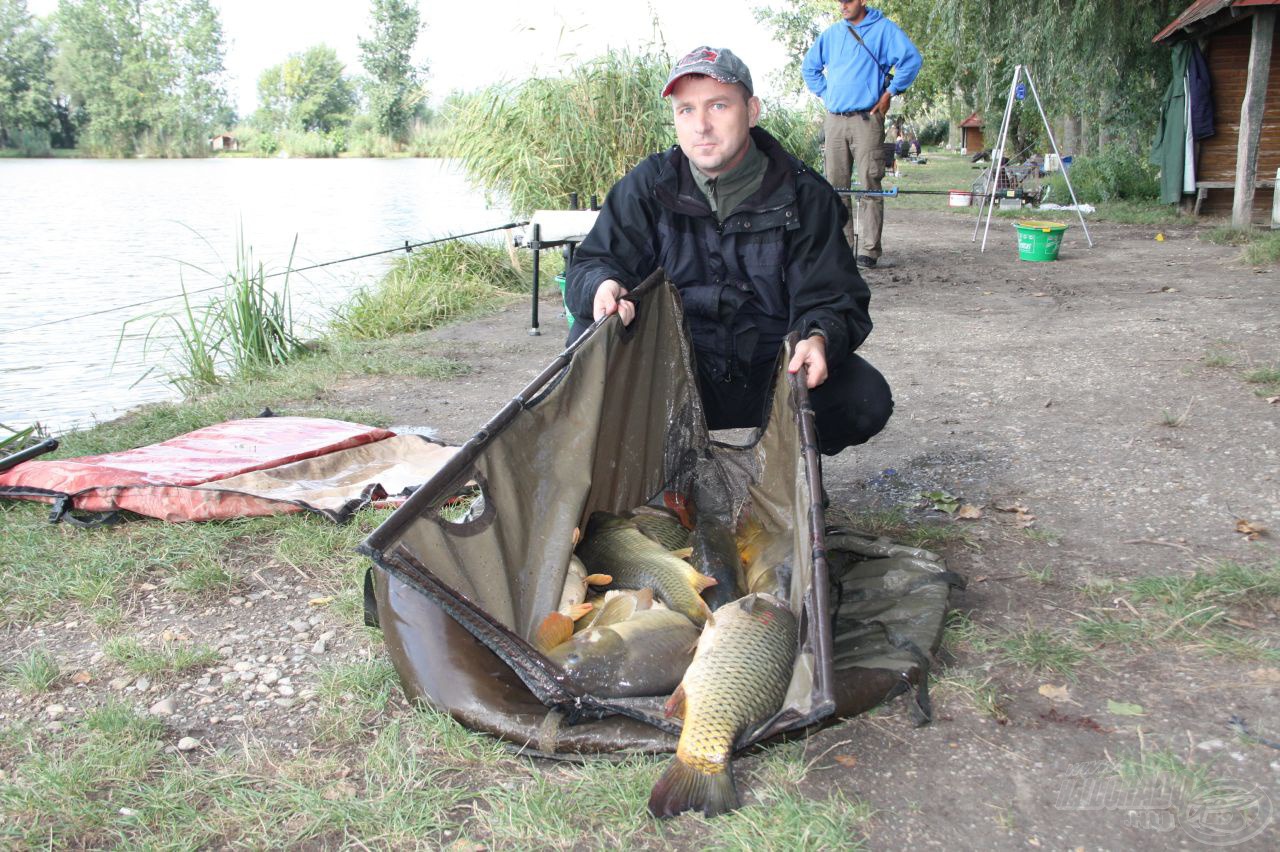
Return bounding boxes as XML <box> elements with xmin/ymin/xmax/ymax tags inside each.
<box><xmin>802</xmin><ymin>8</ymin><xmax>922</xmax><ymax>114</ymax></box>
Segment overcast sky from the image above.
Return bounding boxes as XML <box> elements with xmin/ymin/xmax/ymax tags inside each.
<box><xmin>28</xmin><ymin>1</ymin><xmax>795</xmax><ymax>115</ymax></box>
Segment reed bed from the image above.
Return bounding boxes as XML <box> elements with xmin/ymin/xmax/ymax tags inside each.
<box><xmin>131</xmin><ymin>233</ymin><xmax>307</xmax><ymax>395</ymax></box>
<box><xmin>330</xmin><ymin>241</ymin><xmax>531</xmax><ymax>340</ymax></box>
<box><xmin>447</xmin><ymin>48</ymin><xmax>676</xmax><ymax>215</ymax></box>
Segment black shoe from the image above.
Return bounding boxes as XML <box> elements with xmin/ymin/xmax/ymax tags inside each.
<box><xmin>856</xmin><ymin>255</ymin><xmax>877</xmax><ymax>269</ymax></box>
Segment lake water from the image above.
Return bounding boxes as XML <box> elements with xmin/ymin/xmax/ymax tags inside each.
<box><xmin>0</xmin><ymin>158</ymin><xmax>512</xmax><ymax>434</ymax></box>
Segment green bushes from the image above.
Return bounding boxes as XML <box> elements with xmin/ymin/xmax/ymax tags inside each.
<box><xmin>759</xmin><ymin>103</ymin><xmax>823</xmax><ymax>171</ymax></box>
<box><xmin>447</xmin><ymin>46</ymin><xmax>830</xmax><ymax>213</ymax></box>
<box><xmin>447</xmin><ymin>47</ymin><xmax>675</xmax><ymax>215</ymax></box>
<box><xmin>916</xmin><ymin>118</ymin><xmax>949</xmax><ymax>147</ymax></box>
<box><xmin>1046</xmin><ymin>146</ymin><xmax>1159</xmax><ymax>203</ymax></box>
<box><xmin>331</xmin><ymin>241</ymin><xmax>530</xmax><ymax>340</ymax></box>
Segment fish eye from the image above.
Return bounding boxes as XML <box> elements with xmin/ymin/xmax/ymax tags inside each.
<box><xmin>564</xmin><ymin>653</ymin><xmax>581</xmax><ymax>666</ymax></box>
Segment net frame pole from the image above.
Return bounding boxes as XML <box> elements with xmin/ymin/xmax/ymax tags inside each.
<box><xmin>1024</xmin><ymin>68</ymin><xmax>1093</xmax><ymax>246</ymax></box>
<box><xmin>974</xmin><ymin>65</ymin><xmax>1022</xmax><ymax>249</ymax></box>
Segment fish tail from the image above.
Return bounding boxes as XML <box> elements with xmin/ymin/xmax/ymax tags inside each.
<box><xmin>647</xmin><ymin>757</ymin><xmax>739</xmax><ymax>819</ymax></box>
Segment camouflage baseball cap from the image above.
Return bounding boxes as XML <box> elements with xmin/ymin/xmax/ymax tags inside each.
<box><xmin>661</xmin><ymin>46</ymin><xmax>754</xmax><ymax>97</ymax></box>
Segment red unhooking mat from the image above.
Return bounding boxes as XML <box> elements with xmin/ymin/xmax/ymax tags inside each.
<box><xmin>0</xmin><ymin>416</ymin><xmax>457</xmax><ymax>523</ymax></box>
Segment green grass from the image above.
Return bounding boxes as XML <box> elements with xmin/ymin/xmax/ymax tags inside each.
<box><xmin>1</xmin><ymin>698</ymin><xmax>872</xmax><ymax>848</ymax></box>
<box><xmin>0</xmin><ymin>506</ymin><xmax>272</xmax><ymax>626</ymax></box>
<box><xmin>995</xmin><ymin>623</ymin><xmax>1087</xmax><ymax>675</ymax></box>
<box><xmin>932</xmin><ymin>671</ymin><xmax>1009</xmax><ymax>722</ymax></box>
<box><xmin>940</xmin><ymin>610</ymin><xmax>994</xmax><ymax>656</ymax></box>
<box><xmin>1112</xmin><ymin>746</ymin><xmax>1217</xmax><ymax>796</ymax></box>
<box><xmin>1202</xmin><ymin>349</ymin><xmax>1235</xmax><ymax>368</ymax></box>
<box><xmin>331</xmin><ymin>241</ymin><xmax>531</xmax><ymax>340</ymax></box>
<box><xmin>883</xmin><ymin>148</ymin><xmax>1181</xmax><ymax>225</ymax></box>
<box><xmin>164</xmin><ymin>553</ymin><xmax>239</xmax><ymax>595</ymax></box>
<box><xmin>1201</xmin><ymin>227</ymin><xmax>1280</xmax><ymax>266</ymax></box>
<box><xmin>7</xmin><ymin>647</ymin><xmax>61</xmax><ymax>694</ymax></box>
<box><xmin>311</xmin><ymin>658</ymin><xmax>401</xmax><ymax>743</ymax></box>
<box><xmin>1022</xmin><ymin>527</ymin><xmax>1063</xmax><ymax>545</ymax></box>
<box><xmin>1077</xmin><ymin>560</ymin><xmax>1280</xmax><ymax>661</ymax></box>
<box><xmin>102</xmin><ymin>637</ymin><xmax>220</xmax><ymax>675</ymax></box>
<box><xmin>828</xmin><ymin>505</ymin><xmax>972</xmax><ymax>550</ymax></box>
<box><xmin>1243</xmin><ymin>364</ymin><xmax>1280</xmax><ymax>397</ymax></box>
<box><xmin>1021</xmin><ymin>563</ymin><xmax>1054</xmax><ymax>584</ymax></box>
<box><xmin>102</xmin><ymin>636</ymin><xmax>219</xmax><ymax>677</ymax></box>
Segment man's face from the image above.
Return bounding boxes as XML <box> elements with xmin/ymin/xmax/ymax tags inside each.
<box><xmin>840</xmin><ymin>0</ymin><xmax>867</xmax><ymax>22</ymax></box>
<box><xmin>669</xmin><ymin>75</ymin><xmax>761</xmax><ymax>178</ymax></box>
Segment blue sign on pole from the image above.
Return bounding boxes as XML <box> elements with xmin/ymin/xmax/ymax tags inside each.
<box><xmin>1015</xmin><ymin>82</ymin><xmax>1027</xmax><ymax>101</ymax></box>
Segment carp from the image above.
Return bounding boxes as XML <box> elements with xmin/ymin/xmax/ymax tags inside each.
<box><xmin>577</xmin><ymin>512</ymin><xmax>715</xmax><ymax>626</ymax></box>
<box><xmin>690</xmin><ymin>514</ymin><xmax>745</xmax><ymax>611</ymax></box>
<box><xmin>556</xmin><ymin>554</ymin><xmax>611</xmax><ymax>622</ymax></box>
<box><xmin>647</xmin><ymin>593</ymin><xmax>798</xmax><ymax>819</ymax></box>
<box><xmin>628</xmin><ymin>505</ymin><xmax>691</xmax><ymax>551</ymax></box>
<box><xmin>535</xmin><ymin>599</ymin><xmax>700</xmax><ymax>698</ymax></box>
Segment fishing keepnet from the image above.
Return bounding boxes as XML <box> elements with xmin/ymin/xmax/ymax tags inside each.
<box><xmin>360</xmin><ymin>271</ymin><xmax>956</xmax><ymax>754</ymax></box>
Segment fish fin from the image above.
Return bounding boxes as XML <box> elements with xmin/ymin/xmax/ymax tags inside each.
<box><xmin>534</xmin><ymin>612</ymin><xmax>574</xmax><ymax>653</ymax></box>
<box><xmin>592</xmin><ymin>595</ymin><xmax>637</xmax><ymax>628</ymax></box>
<box><xmin>663</xmin><ymin>684</ymin><xmax>687</xmax><ymax>718</ymax></box>
<box><xmin>701</xmin><ymin>600</ymin><xmax>716</xmax><ymax>628</ymax></box>
<box><xmin>671</xmin><ymin>546</ymin><xmax>693</xmax><ymax>560</ymax></box>
<box><xmin>633</xmin><ymin>588</ymin><xmax>654</xmax><ymax>609</ymax></box>
<box><xmin>663</xmin><ymin>491</ymin><xmax>696</xmax><ymax>529</ymax></box>
<box><xmin>572</xmin><ymin>526</ymin><xmax>581</xmax><ymax>546</ymax></box>
<box><xmin>647</xmin><ymin>758</ymin><xmax>739</xmax><ymax>819</ymax></box>
<box><xmin>689</xmin><ymin>572</ymin><xmax>718</xmax><ymax>593</ymax></box>
<box><xmin>567</xmin><ymin>602</ymin><xmax>594</xmax><ymax>621</ymax></box>
<box><xmin>585</xmin><ymin>573</ymin><xmax>612</xmax><ymax>586</ymax></box>
<box><xmin>736</xmin><ymin>514</ymin><xmax>765</xmax><ymax>564</ymax></box>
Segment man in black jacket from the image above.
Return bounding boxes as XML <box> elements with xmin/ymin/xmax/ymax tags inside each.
<box><xmin>566</xmin><ymin>46</ymin><xmax>891</xmax><ymax>456</ymax></box>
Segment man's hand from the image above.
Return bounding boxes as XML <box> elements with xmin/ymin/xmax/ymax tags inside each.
<box><xmin>593</xmin><ymin>279</ymin><xmax>635</xmax><ymax>326</ymax></box>
<box><xmin>788</xmin><ymin>334</ymin><xmax>829</xmax><ymax>389</ymax></box>
<box><xmin>871</xmin><ymin>90</ymin><xmax>892</xmax><ymax>120</ymax></box>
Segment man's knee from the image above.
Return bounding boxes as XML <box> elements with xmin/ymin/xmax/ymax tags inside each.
<box><xmin>813</xmin><ymin>358</ymin><xmax>893</xmax><ymax>454</ymax></box>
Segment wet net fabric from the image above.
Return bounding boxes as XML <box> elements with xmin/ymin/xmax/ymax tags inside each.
<box><xmin>363</xmin><ymin>273</ymin><xmax>959</xmax><ymax>754</ymax></box>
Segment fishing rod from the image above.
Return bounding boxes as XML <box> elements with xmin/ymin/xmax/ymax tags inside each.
<box><xmin>0</xmin><ymin>221</ymin><xmax>531</xmax><ymax>337</ymax></box>
<box><xmin>836</xmin><ymin>187</ymin><xmax>970</xmax><ymax>197</ymax></box>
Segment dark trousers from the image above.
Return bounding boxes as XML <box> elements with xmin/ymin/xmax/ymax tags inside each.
<box><xmin>696</xmin><ymin>352</ymin><xmax>893</xmax><ymax>455</ymax></box>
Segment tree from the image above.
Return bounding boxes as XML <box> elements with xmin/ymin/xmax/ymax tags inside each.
<box><xmin>358</xmin><ymin>0</ymin><xmax>426</xmax><ymax>142</ymax></box>
<box><xmin>255</xmin><ymin>45</ymin><xmax>356</xmax><ymax>133</ymax></box>
<box><xmin>754</xmin><ymin>0</ymin><xmax>1185</xmax><ymax>154</ymax></box>
<box><xmin>51</xmin><ymin>0</ymin><xmax>229</xmax><ymax>156</ymax></box>
<box><xmin>0</xmin><ymin>0</ymin><xmax>56</xmax><ymax>147</ymax></box>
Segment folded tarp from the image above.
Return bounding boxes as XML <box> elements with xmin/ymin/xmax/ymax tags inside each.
<box><xmin>0</xmin><ymin>416</ymin><xmax>457</xmax><ymax>523</ymax></box>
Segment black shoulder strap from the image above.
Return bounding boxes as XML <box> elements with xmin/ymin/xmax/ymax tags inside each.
<box><xmin>845</xmin><ymin>23</ymin><xmax>893</xmax><ymax>91</ymax></box>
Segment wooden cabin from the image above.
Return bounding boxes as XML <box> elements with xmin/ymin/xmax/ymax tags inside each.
<box><xmin>209</xmin><ymin>134</ymin><xmax>238</xmax><ymax>152</ymax></box>
<box><xmin>959</xmin><ymin>112</ymin><xmax>984</xmax><ymax>155</ymax></box>
<box><xmin>1154</xmin><ymin>0</ymin><xmax>1278</xmax><ymax>225</ymax></box>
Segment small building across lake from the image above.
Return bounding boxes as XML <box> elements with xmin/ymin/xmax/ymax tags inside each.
<box><xmin>209</xmin><ymin>134</ymin><xmax>239</xmax><ymax>152</ymax></box>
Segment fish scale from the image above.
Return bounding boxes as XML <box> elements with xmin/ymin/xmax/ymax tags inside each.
<box><xmin>647</xmin><ymin>593</ymin><xmax>798</xmax><ymax>818</ymax></box>
<box><xmin>576</xmin><ymin>512</ymin><xmax>713</xmax><ymax>626</ymax></box>
<box><xmin>676</xmin><ymin>599</ymin><xmax>797</xmax><ymax>773</ymax></box>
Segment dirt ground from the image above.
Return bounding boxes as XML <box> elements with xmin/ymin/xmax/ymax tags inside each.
<box><xmin>338</xmin><ymin>208</ymin><xmax>1280</xmax><ymax>848</ymax></box>
<box><xmin>5</xmin><ymin>206</ymin><xmax>1278</xmax><ymax>847</ymax></box>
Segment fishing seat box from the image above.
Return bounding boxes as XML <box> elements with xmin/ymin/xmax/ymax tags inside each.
<box><xmin>360</xmin><ymin>271</ymin><xmax>958</xmax><ymax>755</ymax></box>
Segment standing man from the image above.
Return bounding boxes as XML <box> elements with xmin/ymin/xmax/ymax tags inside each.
<box><xmin>803</xmin><ymin>1</ymin><xmax>921</xmax><ymax>268</ymax></box>
<box><xmin>566</xmin><ymin>47</ymin><xmax>892</xmax><ymax>458</ymax></box>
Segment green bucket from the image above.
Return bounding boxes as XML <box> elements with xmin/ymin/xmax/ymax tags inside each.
<box><xmin>1015</xmin><ymin>220</ymin><xmax>1068</xmax><ymax>262</ymax></box>
<box><xmin>555</xmin><ymin>274</ymin><xmax>574</xmax><ymax>329</ymax></box>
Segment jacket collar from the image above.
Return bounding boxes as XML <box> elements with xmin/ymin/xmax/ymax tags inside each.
<box><xmin>655</xmin><ymin>127</ymin><xmax>800</xmax><ymax>218</ymax></box>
